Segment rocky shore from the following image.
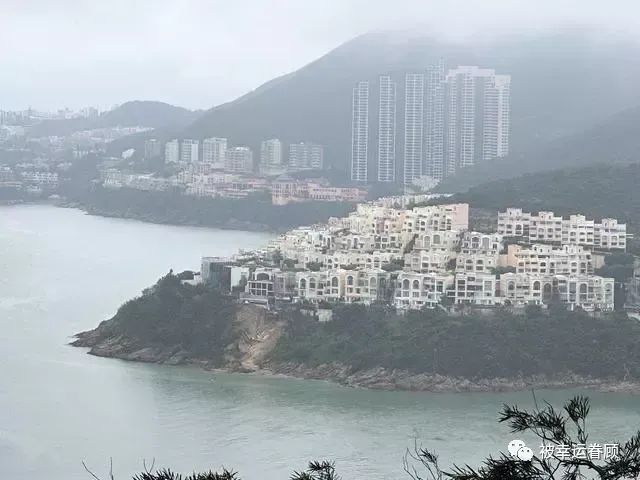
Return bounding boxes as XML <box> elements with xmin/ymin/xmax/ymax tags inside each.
<box><xmin>71</xmin><ymin>327</ymin><xmax>640</xmax><ymax>395</ymax></box>
<box><xmin>264</xmin><ymin>362</ymin><xmax>640</xmax><ymax>394</ymax></box>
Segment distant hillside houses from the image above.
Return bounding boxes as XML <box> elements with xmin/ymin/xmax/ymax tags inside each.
<box><xmin>157</xmin><ymin>137</ymin><xmax>324</xmax><ymax>176</ymax></box>
<box><xmin>498</xmin><ymin>208</ymin><xmax>628</xmax><ymax>251</ymax></box>
<box><xmin>100</xmin><ymin>166</ymin><xmax>368</xmax><ymax>204</ymax></box>
<box><xmin>200</xmin><ymin>201</ymin><xmax>625</xmax><ymax>312</ymax></box>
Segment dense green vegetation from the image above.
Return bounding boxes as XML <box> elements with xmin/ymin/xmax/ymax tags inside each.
<box><xmin>438</xmin><ymin>106</ymin><xmax>640</xmax><ymax>192</ymax></box>
<box><xmin>89</xmin><ymin>273</ymin><xmax>640</xmax><ymax>382</ymax></box>
<box><xmin>74</xmin><ymin>186</ymin><xmax>356</xmax><ymax>231</ymax></box>
<box><xmin>106</xmin><ymin>272</ymin><xmax>237</xmax><ymax>362</ymax></box>
<box><xmin>448</xmin><ymin>162</ymin><xmax>640</xmax><ymax>253</ymax></box>
<box><xmin>272</xmin><ymin>304</ymin><xmax>640</xmax><ymax>380</ymax></box>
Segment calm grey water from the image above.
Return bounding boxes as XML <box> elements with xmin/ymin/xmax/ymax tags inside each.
<box><xmin>1</xmin><ymin>205</ymin><xmax>639</xmax><ymax>480</ymax></box>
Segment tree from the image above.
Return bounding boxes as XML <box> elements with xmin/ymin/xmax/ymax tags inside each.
<box><xmin>283</xmin><ymin>259</ymin><xmax>297</xmax><ymax>270</ymax></box>
<box><xmin>307</xmin><ymin>261</ymin><xmax>323</xmax><ymax>272</ymax></box>
<box><xmin>291</xmin><ymin>461</ymin><xmax>340</xmax><ymax>480</ymax></box>
<box><xmin>404</xmin><ymin>234</ymin><xmax>418</xmax><ymax>254</ymax></box>
<box><xmin>271</xmin><ymin>249</ymin><xmax>283</xmax><ymax>267</ymax></box>
<box><xmin>405</xmin><ymin>395</ymin><xmax>640</xmax><ymax>480</ymax></box>
<box><xmin>133</xmin><ymin>469</ymin><xmax>238</xmax><ymax>480</ymax></box>
<box><xmin>382</xmin><ymin>259</ymin><xmax>405</xmax><ymax>272</ymax></box>
<box><xmin>491</xmin><ymin>266</ymin><xmax>516</xmax><ymax>275</ymax></box>
<box><xmin>446</xmin><ymin>258</ymin><xmax>457</xmax><ymax>271</ymax></box>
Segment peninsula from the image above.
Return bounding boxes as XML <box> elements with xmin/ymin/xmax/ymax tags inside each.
<box><xmin>73</xmin><ymin>196</ymin><xmax>640</xmax><ymax>393</ymax></box>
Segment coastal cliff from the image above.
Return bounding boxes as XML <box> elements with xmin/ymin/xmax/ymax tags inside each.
<box><xmin>72</xmin><ymin>275</ymin><xmax>286</xmax><ymax>372</ymax></box>
<box><xmin>72</xmin><ymin>272</ymin><xmax>640</xmax><ymax>394</ymax></box>
<box><xmin>72</xmin><ymin>327</ymin><xmax>640</xmax><ymax>394</ymax></box>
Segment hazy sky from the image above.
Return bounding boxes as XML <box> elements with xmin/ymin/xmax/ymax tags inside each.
<box><xmin>2</xmin><ymin>0</ymin><xmax>638</xmax><ymax>111</ymax></box>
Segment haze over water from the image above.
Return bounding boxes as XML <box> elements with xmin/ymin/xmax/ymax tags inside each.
<box><xmin>1</xmin><ymin>205</ymin><xmax>638</xmax><ymax>480</ymax></box>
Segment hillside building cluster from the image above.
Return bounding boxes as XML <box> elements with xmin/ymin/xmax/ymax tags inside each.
<box><xmin>351</xmin><ymin>65</ymin><xmax>511</xmax><ymax>187</ymax></box>
<box><xmin>0</xmin><ymin>163</ymin><xmax>61</xmax><ymax>195</ymax></box>
<box><xmin>100</xmin><ymin>167</ymin><xmax>367</xmax><ymax>205</ymax></box>
<box><xmin>201</xmin><ymin>200</ymin><xmax>626</xmax><ymax>312</ymax></box>
<box><xmin>95</xmin><ymin>136</ymin><xmax>362</xmax><ymax>205</ymax></box>
<box><xmin>160</xmin><ymin>137</ymin><xmax>324</xmax><ymax>175</ymax></box>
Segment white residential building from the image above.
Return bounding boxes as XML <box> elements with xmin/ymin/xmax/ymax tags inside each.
<box><xmin>202</xmin><ymin>137</ymin><xmax>227</xmax><ymax>169</ymax></box>
<box><xmin>497</xmin><ymin>208</ymin><xmax>531</xmax><ymax>237</ymax></box>
<box><xmin>511</xmin><ymin>244</ymin><xmax>593</xmax><ymax>276</ymax></box>
<box><xmin>20</xmin><ymin>171</ymin><xmax>59</xmax><ymax>187</ymax></box>
<box><xmin>181</xmin><ymin>139</ymin><xmax>199</xmax><ymax>163</ymax></box>
<box><xmin>258</xmin><ymin>201</ymin><xmax>616</xmax><ymax>312</ymax></box>
<box><xmin>351</xmin><ymin>81</ymin><xmax>369</xmax><ymax>182</ymax></box>
<box><xmin>164</xmin><ymin>139</ymin><xmax>180</xmax><ymax>164</ymax></box>
<box><xmin>297</xmin><ymin>271</ymin><xmax>333</xmax><ymax>302</ymax></box>
<box><xmin>403</xmin><ymin>73</ymin><xmax>425</xmax><ymax>186</ymax></box>
<box><xmin>499</xmin><ymin>273</ymin><xmax>614</xmax><ymax>311</ymax></box>
<box><xmin>324</xmin><ymin>251</ymin><xmax>400</xmax><ymax>271</ymax></box>
<box><xmin>289</xmin><ymin>142</ymin><xmax>324</xmax><ymax>170</ymax></box>
<box><xmin>414</xmin><ymin>230</ymin><xmax>461</xmax><ymax>253</ymax></box>
<box><xmin>595</xmin><ymin>218</ymin><xmax>627</xmax><ymax>251</ymax></box>
<box><xmin>460</xmin><ymin>232</ymin><xmax>503</xmax><ymax>254</ymax></box>
<box><xmin>343</xmin><ymin>269</ymin><xmax>392</xmax><ymax>304</ymax></box>
<box><xmin>260</xmin><ymin>138</ymin><xmax>284</xmax><ymax>175</ymax></box>
<box><xmin>377</xmin><ymin>75</ymin><xmax>397</xmax><ymax>182</ymax></box>
<box><xmin>395</xmin><ymin>272</ymin><xmax>453</xmax><ymax>310</ymax></box>
<box><xmin>452</xmin><ymin>272</ymin><xmax>498</xmax><ymax>306</ymax></box>
<box><xmin>225</xmin><ymin>147</ymin><xmax>254</xmax><ymax>173</ymax></box>
<box><xmin>405</xmin><ymin>250</ymin><xmax>451</xmax><ymax>273</ymax></box>
<box><xmin>456</xmin><ymin>253</ymin><xmax>499</xmax><ymax>274</ymax></box>
<box><xmin>424</xmin><ymin>62</ymin><xmax>446</xmax><ymax>181</ymax></box>
<box><xmin>403</xmin><ymin>204</ymin><xmax>469</xmax><ymax>233</ymax></box>
<box><xmin>497</xmin><ymin>208</ymin><xmax>627</xmax><ymax>251</ymax></box>
<box><xmin>494</xmin><ymin>75</ymin><xmax>511</xmax><ymax>158</ymax></box>
<box><xmin>444</xmin><ymin>66</ymin><xmax>511</xmax><ymax>175</ymax></box>
<box><xmin>561</xmin><ymin>215</ymin><xmax>595</xmax><ymax>247</ymax></box>
<box><xmin>144</xmin><ymin>139</ymin><xmax>162</xmax><ymax>159</ymax></box>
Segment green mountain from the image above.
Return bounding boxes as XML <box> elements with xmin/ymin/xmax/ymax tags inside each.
<box><xmin>29</xmin><ymin>100</ymin><xmax>201</xmax><ymax>137</ymax></box>
<box><xmin>438</xmin><ymin>106</ymin><xmax>640</xmax><ymax>192</ymax></box>
<box><xmin>182</xmin><ymin>28</ymin><xmax>640</xmax><ymax>173</ymax></box>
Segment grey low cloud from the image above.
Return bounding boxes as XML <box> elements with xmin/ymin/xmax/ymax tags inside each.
<box><xmin>1</xmin><ymin>0</ymin><xmax>638</xmax><ymax>111</ymax></box>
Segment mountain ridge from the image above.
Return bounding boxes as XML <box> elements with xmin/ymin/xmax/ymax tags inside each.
<box><xmin>40</xmin><ymin>29</ymin><xmax>640</xmax><ymax>187</ymax></box>
<box><xmin>437</xmin><ymin>105</ymin><xmax>640</xmax><ymax>192</ymax></box>
<box><xmin>181</xmin><ymin>29</ymin><xmax>640</xmax><ymax>172</ymax></box>
<box><xmin>29</xmin><ymin>100</ymin><xmax>201</xmax><ymax>137</ymax></box>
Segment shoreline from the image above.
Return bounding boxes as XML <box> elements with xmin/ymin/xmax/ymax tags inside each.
<box><xmin>3</xmin><ymin>200</ymin><xmax>285</xmax><ymax>233</ymax></box>
<box><xmin>56</xmin><ymin>201</ymin><xmax>284</xmax><ymax>233</ymax></box>
<box><xmin>70</xmin><ymin>331</ymin><xmax>640</xmax><ymax>395</ymax></box>
<box><xmin>2</xmin><ymin>200</ymin><xmax>284</xmax><ymax>232</ymax></box>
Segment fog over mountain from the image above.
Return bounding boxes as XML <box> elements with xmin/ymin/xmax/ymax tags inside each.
<box><xmin>181</xmin><ymin>29</ymin><xmax>640</xmax><ymax>173</ymax></box>
<box><xmin>2</xmin><ymin>0</ymin><xmax>640</xmax><ymax>110</ymax></box>
<box><xmin>28</xmin><ymin>101</ymin><xmax>201</xmax><ymax>137</ymax></box>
